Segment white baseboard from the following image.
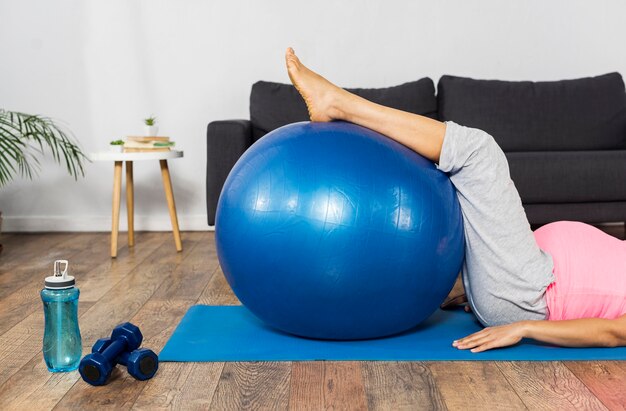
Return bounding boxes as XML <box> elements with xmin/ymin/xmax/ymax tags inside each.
<box><xmin>2</xmin><ymin>215</ymin><xmax>214</xmax><ymax>232</ymax></box>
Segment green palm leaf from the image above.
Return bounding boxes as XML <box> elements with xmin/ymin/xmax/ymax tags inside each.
<box><xmin>0</xmin><ymin>110</ymin><xmax>86</xmax><ymax>187</ymax></box>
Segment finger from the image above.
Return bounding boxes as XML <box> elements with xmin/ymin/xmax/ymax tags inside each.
<box><xmin>471</xmin><ymin>342</ymin><xmax>497</xmax><ymax>353</ymax></box>
<box><xmin>453</xmin><ymin>334</ymin><xmax>482</xmax><ymax>348</ymax></box>
<box><xmin>459</xmin><ymin>328</ymin><xmax>490</xmax><ymax>341</ymax></box>
<box><xmin>456</xmin><ymin>335</ymin><xmax>494</xmax><ymax>350</ymax></box>
<box><xmin>458</xmin><ymin>330</ymin><xmax>494</xmax><ymax>346</ymax></box>
<box><xmin>454</xmin><ymin>329</ymin><xmax>490</xmax><ymax>346</ymax></box>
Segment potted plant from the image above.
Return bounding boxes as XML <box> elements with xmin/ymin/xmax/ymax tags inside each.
<box><xmin>144</xmin><ymin>116</ymin><xmax>158</xmax><ymax>137</ymax></box>
<box><xmin>0</xmin><ymin>109</ymin><xmax>86</xmax><ymax>252</ymax></box>
<box><xmin>110</xmin><ymin>139</ymin><xmax>124</xmax><ymax>152</ymax></box>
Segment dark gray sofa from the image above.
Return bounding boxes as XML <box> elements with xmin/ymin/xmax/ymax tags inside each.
<box><xmin>207</xmin><ymin>73</ymin><xmax>626</xmax><ymax>226</ymax></box>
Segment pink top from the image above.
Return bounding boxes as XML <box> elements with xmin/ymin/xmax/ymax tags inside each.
<box><xmin>533</xmin><ymin>221</ymin><xmax>626</xmax><ymax>321</ymax></box>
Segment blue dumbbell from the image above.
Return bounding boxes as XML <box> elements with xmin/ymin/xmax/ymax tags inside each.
<box><xmin>89</xmin><ymin>337</ymin><xmax>159</xmax><ymax>382</ymax></box>
<box><xmin>79</xmin><ymin>323</ymin><xmax>157</xmax><ymax>385</ymax></box>
<box><xmin>118</xmin><ymin>348</ymin><xmax>159</xmax><ymax>381</ymax></box>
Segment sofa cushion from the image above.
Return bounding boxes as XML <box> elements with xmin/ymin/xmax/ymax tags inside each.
<box><xmin>250</xmin><ymin>78</ymin><xmax>437</xmax><ymax>140</ymax></box>
<box><xmin>438</xmin><ymin>73</ymin><xmax>626</xmax><ymax>151</ymax></box>
<box><xmin>524</xmin><ymin>202</ymin><xmax>626</xmax><ymax>225</ymax></box>
<box><xmin>506</xmin><ymin>150</ymin><xmax>626</xmax><ymax>203</ymax></box>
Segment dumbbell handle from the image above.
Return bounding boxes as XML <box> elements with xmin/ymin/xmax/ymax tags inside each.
<box><xmin>100</xmin><ymin>338</ymin><xmax>129</xmax><ymax>363</ymax></box>
<box><xmin>117</xmin><ymin>350</ymin><xmax>130</xmax><ymax>366</ymax></box>
<box><xmin>90</xmin><ymin>341</ymin><xmax>141</xmax><ymax>367</ymax></box>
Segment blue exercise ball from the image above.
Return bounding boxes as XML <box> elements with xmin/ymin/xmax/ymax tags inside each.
<box><xmin>216</xmin><ymin>121</ymin><xmax>464</xmax><ymax>340</ymax></box>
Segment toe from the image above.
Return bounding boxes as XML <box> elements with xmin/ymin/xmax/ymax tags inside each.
<box><xmin>286</xmin><ymin>47</ymin><xmax>298</xmax><ymax>64</ymax></box>
<box><xmin>286</xmin><ymin>57</ymin><xmax>300</xmax><ymax>72</ymax></box>
<box><xmin>286</xmin><ymin>49</ymin><xmax>302</xmax><ymax>65</ymax></box>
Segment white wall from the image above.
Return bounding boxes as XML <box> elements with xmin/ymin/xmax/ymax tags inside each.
<box><xmin>1</xmin><ymin>0</ymin><xmax>625</xmax><ymax>231</ymax></box>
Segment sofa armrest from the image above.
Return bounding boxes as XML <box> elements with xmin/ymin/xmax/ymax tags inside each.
<box><xmin>207</xmin><ymin>120</ymin><xmax>253</xmax><ymax>226</ymax></box>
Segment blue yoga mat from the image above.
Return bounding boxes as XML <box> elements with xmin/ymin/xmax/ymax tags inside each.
<box><xmin>160</xmin><ymin>305</ymin><xmax>626</xmax><ymax>361</ymax></box>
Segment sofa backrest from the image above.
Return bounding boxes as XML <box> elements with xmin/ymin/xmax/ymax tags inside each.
<box><xmin>438</xmin><ymin>72</ymin><xmax>626</xmax><ymax>151</ymax></box>
<box><xmin>250</xmin><ymin>78</ymin><xmax>437</xmax><ymax>140</ymax></box>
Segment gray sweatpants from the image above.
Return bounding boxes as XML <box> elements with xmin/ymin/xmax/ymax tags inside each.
<box><xmin>436</xmin><ymin>122</ymin><xmax>555</xmax><ymax>327</ymax></box>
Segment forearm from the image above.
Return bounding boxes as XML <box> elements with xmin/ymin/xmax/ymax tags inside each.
<box><xmin>523</xmin><ymin>318</ymin><xmax>624</xmax><ymax>348</ymax></box>
<box><xmin>455</xmin><ymin>315</ymin><xmax>626</xmax><ymax>352</ymax></box>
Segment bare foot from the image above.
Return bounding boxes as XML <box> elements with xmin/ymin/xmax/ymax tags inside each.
<box><xmin>285</xmin><ymin>47</ymin><xmax>344</xmax><ymax>122</ymax></box>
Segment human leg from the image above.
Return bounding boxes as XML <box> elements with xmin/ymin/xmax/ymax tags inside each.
<box><xmin>285</xmin><ymin>48</ymin><xmax>554</xmax><ymax>326</ymax></box>
<box><xmin>285</xmin><ymin>48</ymin><xmax>446</xmax><ymax>163</ymax></box>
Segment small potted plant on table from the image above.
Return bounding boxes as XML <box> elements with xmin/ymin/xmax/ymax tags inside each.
<box><xmin>109</xmin><ymin>139</ymin><xmax>124</xmax><ymax>152</ymax></box>
<box><xmin>144</xmin><ymin>116</ymin><xmax>158</xmax><ymax>137</ymax></box>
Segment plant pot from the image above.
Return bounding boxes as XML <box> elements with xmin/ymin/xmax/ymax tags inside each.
<box><xmin>144</xmin><ymin>125</ymin><xmax>159</xmax><ymax>137</ymax></box>
<box><xmin>0</xmin><ymin>211</ymin><xmax>3</xmax><ymax>254</ymax></box>
<box><xmin>109</xmin><ymin>145</ymin><xmax>124</xmax><ymax>153</ymax></box>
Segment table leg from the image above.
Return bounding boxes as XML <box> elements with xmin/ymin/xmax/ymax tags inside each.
<box><xmin>111</xmin><ymin>161</ymin><xmax>123</xmax><ymax>258</ymax></box>
<box><xmin>126</xmin><ymin>161</ymin><xmax>134</xmax><ymax>247</ymax></box>
<box><xmin>159</xmin><ymin>159</ymin><xmax>182</xmax><ymax>252</ymax></box>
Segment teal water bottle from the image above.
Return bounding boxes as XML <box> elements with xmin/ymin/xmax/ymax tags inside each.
<box><xmin>41</xmin><ymin>260</ymin><xmax>82</xmax><ymax>372</ymax></box>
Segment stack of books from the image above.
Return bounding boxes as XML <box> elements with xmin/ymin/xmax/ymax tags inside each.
<box><xmin>124</xmin><ymin>136</ymin><xmax>175</xmax><ymax>153</ymax></box>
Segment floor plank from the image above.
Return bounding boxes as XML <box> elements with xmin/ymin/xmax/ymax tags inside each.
<box><xmin>428</xmin><ymin>362</ymin><xmax>526</xmax><ymax>410</ymax></box>
<box><xmin>290</xmin><ymin>361</ymin><xmax>368</xmax><ymax>411</ymax></box>
<box><xmin>565</xmin><ymin>361</ymin><xmax>626</xmax><ymax>410</ymax></box>
<box><xmin>361</xmin><ymin>361</ymin><xmax>447</xmax><ymax>410</ymax></box>
<box><xmin>132</xmin><ymin>362</ymin><xmax>224</xmax><ymax>411</ymax></box>
<box><xmin>0</xmin><ymin>233</ymin><xmax>73</xmax><ymax>268</ymax></box>
<box><xmin>289</xmin><ymin>361</ymin><xmax>324</xmax><ymax>410</ymax></box>
<box><xmin>210</xmin><ymin>362</ymin><xmax>291</xmax><ymax>410</ymax></box>
<box><xmin>77</xmin><ymin>232</ymin><xmax>166</xmax><ymax>303</ymax></box>
<box><xmin>496</xmin><ymin>361</ymin><xmax>608</xmax><ymax>410</ymax></box>
<box><xmin>196</xmin><ymin>266</ymin><xmax>240</xmax><ymax>305</ymax></box>
<box><xmin>0</xmin><ymin>232</ymin><xmax>85</xmax><ymax>299</ymax></box>
<box><xmin>149</xmin><ymin>232</ymin><xmax>218</xmax><ymax>303</ymax></box>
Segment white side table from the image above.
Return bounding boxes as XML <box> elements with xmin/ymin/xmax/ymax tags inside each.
<box><xmin>90</xmin><ymin>150</ymin><xmax>184</xmax><ymax>257</ymax></box>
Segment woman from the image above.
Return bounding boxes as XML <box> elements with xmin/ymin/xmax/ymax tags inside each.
<box><xmin>284</xmin><ymin>47</ymin><xmax>626</xmax><ymax>352</ymax></box>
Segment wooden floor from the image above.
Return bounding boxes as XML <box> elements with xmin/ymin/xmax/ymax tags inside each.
<box><xmin>0</xmin><ymin>227</ymin><xmax>625</xmax><ymax>410</ymax></box>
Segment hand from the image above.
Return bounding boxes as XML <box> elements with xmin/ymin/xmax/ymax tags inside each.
<box><xmin>453</xmin><ymin>322</ymin><xmax>527</xmax><ymax>353</ymax></box>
